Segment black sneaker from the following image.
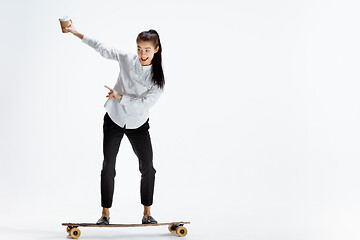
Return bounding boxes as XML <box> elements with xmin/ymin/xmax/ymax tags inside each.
<box><xmin>96</xmin><ymin>216</ymin><xmax>110</xmax><ymax>225</ymax></box>
<box><xmin>142</xmin><ymin>215</ymin><xmax>158</xmax><ymax>224</ymax></box>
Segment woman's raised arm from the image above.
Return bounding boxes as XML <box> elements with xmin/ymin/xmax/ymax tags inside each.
<box><xmin>63</xmin><ymin>21</ymin><xmax>133</xmax><ymax>62</ymax></box>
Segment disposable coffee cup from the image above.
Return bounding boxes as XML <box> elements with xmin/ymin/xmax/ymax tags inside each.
<box><xmin>59</xmin><ymin>16</ymin><xmax>72</xmax><ymax>33</ymax></box>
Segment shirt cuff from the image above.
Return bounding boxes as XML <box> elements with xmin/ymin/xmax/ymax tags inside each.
<box><xmin>120</xmin><ymin>95</ymin><xmax>131</xmax><ymax>105</ymax></box>
<box><xmin>82</xmin><ymin>35</ymin><xmax>90</xmax><ymax>44</ymax></box>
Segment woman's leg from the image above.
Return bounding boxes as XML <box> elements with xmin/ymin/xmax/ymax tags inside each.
<box><xmin>101</xmin><ymin>113</ymin><xmax>125</xmax><ymax>212</ymax></box>
<box><xmin>143</xmin><ymin>205</ymin><xmax>152</xmax><ymax>217</ymax></box>
<box><xmin>125</xmin><ymin>119</ymin><xmax>156</xmax><ymax>213</ymax></box>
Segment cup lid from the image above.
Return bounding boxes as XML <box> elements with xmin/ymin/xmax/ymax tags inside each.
<box><xmin>59</xmin><ymin>16</ymin><xmax>70</xmax><ymax>21</ymax></box>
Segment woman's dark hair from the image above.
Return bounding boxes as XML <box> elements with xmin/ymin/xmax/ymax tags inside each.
<box><xmin>137</xmin><ymin>29</ymin><xmax>165</xmax><ymax>89</ymax></box>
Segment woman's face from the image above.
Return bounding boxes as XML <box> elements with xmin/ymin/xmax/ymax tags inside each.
<box><xmin>137</xmin><ymin>40</ymin><xmax>159</xmax><ymax>66</ymax></box>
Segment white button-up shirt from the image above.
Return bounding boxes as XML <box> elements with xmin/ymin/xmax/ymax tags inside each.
<box><xmin>82</xmin><ymin>35</ymin><xmax>164</xmax><ymax>129</ymax></box>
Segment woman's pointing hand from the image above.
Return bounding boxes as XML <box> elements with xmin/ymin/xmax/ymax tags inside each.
<box><xmin>104</xmin><ymin>85</ymin><xmax>123</xmax><ymax>101</ymax></box>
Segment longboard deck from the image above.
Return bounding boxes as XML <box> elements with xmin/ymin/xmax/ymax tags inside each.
<box><xmin>63</xmin><ymin>221</ymin><xmax>190</xmax><ymax>238</ymax></box>
<box><xmin>62</xmin><ymin>221</ymin><xmax>190</xmax><ymax>227</ymax></box>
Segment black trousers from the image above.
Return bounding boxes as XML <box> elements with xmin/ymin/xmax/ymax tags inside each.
<box><xmin>101</xmin><ymin>112</ymin><xmax>156</xmax><ymax>208</ymax></box>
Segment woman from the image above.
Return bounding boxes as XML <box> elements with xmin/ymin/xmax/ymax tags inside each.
<box><xmin>64</xmin><ymin>22</ymin><xmax>165</xmax><ymax>225</ymax></box>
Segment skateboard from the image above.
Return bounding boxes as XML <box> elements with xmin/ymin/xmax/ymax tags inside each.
<box><xmin>62</xmin><ymin>221</ymin><xmax>190</xmax><ymax>238</ymax></box>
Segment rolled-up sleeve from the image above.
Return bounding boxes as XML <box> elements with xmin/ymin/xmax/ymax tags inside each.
<box><xmin>82</xmin><ymin>35</ymin><xmax>131</xmax><ymax>62</ymax></box>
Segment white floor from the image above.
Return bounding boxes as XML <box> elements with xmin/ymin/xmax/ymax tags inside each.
<box><xmin>1</xmin><ymin>211</ymin><xmax>360</xmax><ymax>240</ymax></box>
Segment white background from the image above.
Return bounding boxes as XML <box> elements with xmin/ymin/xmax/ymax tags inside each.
<box><xmin>0</xmin><ymin>0</ymin><xmax>360</xmax><ymax>239</ymax></box>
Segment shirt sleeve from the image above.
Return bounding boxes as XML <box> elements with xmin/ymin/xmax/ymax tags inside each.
<box><xmin>120</xmin><ymin>83</ymin><xmax>164</xmax><ymax>110</ymax></box>
<box><xmin>82</xmin><ymin>35</ymin><xmax>133</xmax><ymax>62</ymax></box>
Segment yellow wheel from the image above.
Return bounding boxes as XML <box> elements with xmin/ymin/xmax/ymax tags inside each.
<box><xmin>168</xmin><ymin>224</ymin><xmax>177</xmax><ymax>233</ymax></box>
<box><xmin>66</xmin><ymin>226</ymin><xmax>71</xmax><ymax>234</ymax></box>
<box><xmin>176</xmin><ymin>226</ymin><xmax>187</xmax><ymax>237</ymax></box>
<box><xmin>70</xmin><ymin>227</ymin><xmax>81</xmax><ymax>239</ymax></box>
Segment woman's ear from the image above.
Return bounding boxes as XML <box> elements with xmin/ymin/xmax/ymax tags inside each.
<box><xmin>155</xmin><ymin>46</ymin><xmax>159</xmax><ymax>53</ymax></box>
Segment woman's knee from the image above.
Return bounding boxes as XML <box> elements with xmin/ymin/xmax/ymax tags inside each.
<box><xmin>139</xmin><ymin>163</ymin><xmax>156</xmax><ymax>176</ymax></box>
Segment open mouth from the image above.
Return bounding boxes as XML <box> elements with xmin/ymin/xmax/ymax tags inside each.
<box><xmin>141</xmin><ymin>57</ymin><xmax>148</xmax><ymax>62</ymax></box>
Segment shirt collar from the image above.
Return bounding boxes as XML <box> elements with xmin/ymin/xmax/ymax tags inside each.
<box><xmin>142</xmin><ymin>64</ymin><xmax>152</xmax><ymax>70</ymax></box>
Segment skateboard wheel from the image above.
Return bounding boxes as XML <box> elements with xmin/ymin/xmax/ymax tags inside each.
<box><xmin>168</xmin><ymin>224</ymin><xmax>177</xmax><ymax>233</ymax></box>
<box><xmin>69</xmin><ymin>227</ymin><xmax>81</xmax><ymax>239</ymax></box>
<box><xmin>66</xmin><ymin>226</ymin><xmax>71</xmax><ymax>234</ymax></box>
<box><xmin>176</xmin><ymin>226</ymin><xmax>187</xmax><ymax>237</ymax></box>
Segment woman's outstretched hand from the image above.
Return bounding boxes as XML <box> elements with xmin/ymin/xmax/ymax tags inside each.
<box><xmin>63</xmin><ymin>20</ymin><xmax>84</xmax><ymax>39</ymax></box>
<box><xmin>105</xmin><ymin>85</ymin><xmax>123</xmax><ymax>101</ymax></box>
<box><xmin>63</xmin><ymin>20</ymin><xmax>77</xmax><ymax>34</ymax></box>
